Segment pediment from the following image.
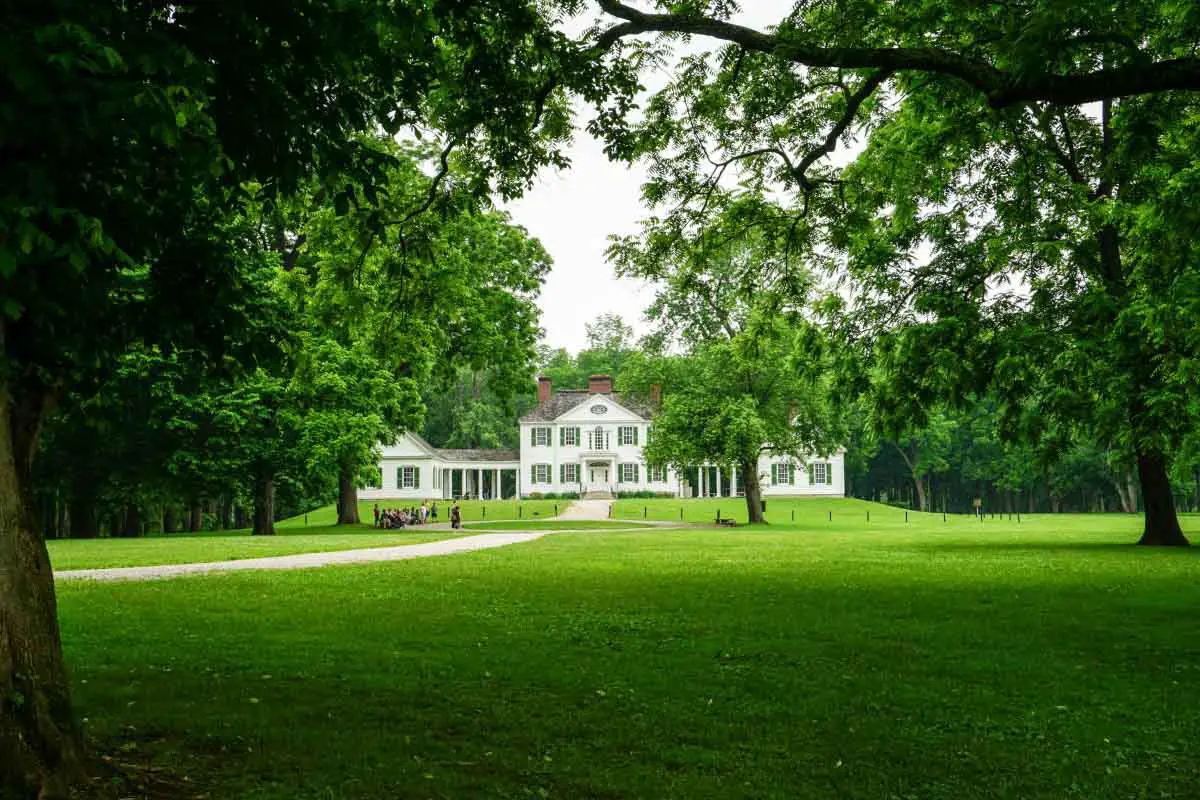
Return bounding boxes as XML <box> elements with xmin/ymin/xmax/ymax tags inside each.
<box><xmin>555</xmin><ymin>394</ymin><xmax>647</xmax><ymax>424</ymax></box>
<box><xmin>379</xmin><ymin>431</ymin><xmax>437</xmax><ymax>459</ymax></box>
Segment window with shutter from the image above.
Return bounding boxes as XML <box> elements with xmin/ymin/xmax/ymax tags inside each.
<box><xmin>788</xmin><ymin>464</ymin><xmax>796</xmax><ymax>485</ymax></box>
<box><xmin>398</xmin><ymin>466</ymin><xmax>418</xmax><ymax>489</ymax></box>
<box><xmin>770</xmin><ymin>464</ymin><xmax>778</xmax><ymax>485</ymax></box>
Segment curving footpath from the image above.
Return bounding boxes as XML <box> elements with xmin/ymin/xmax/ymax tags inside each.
<box><xmin>55</xmin><ymin>532</ymin><xmax>547</xmax><ymax>583</ymax></box>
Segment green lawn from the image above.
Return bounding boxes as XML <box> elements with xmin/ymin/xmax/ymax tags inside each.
<box><xmin>48</xmin><ymin>526</ymin><xmax>463</xmax><ymax>571</ymax></box>
<box><xmin>57</xmin><ymin>505</ymin><xmax>1200</xmax><ymax>798</ymax></box>
<box><xmin>463</xmin><ymin>520</ymin><xmax>652</xmax><ymax>531</ymax></box>
<box><xmin>280</xmin><ymin>498</ymin><xmax>570</xmax><ymax>528</ymax></box>
<box><xmin>611</xmin><ymin>494</ymin><xmax>1192</xmax><ymax>533</ymax></box>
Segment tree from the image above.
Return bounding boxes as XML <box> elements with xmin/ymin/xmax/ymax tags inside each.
<box><xmin>612</xmin><ymin>198</ymin><xmax>841</xmax><ymax>523</ymax></box>
<box><xmin>289</xmin><ymin>141</ymin><xmax>550</xmax><ymax>524</ymax></box>
<box><xmin>889</xmin><ymin>412</ymin><xmax>955</xmax><ymax>513</ymax></box>
<box><xmin>534</xmin><ymin>314</ymin><xmax>638</xmax><ymax>391</ymax></box>
<box><xmin>0</xmin><ymin>1</ymin><xmax>606</xmax><ymax>792</ymax></box>
<box><xmin>579</xmin><ymin>1</ymin><xmax>1200</xmax><ymax>545</ymax></box>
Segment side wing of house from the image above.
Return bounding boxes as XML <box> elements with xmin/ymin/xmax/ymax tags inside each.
<box><xmin>360</xmin><ymin>432</ymin><xmax>440</xmax><ymax>501</ymax></box>
<box><xmin>757</xmin><ymin>450</ymin><xmax>846</xmax><ymax>497</ymax></box>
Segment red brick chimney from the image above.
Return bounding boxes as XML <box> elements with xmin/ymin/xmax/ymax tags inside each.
<box><xmin>650</xmin><ymin>383</ymin><xmax>662</xmax><ymax>407</ymax></box>
<box><xmin>537</xmin><ymin>376</ymin><xmax>552</xmax><ymax>405</ymax></box>
<box><xmin>588</xmin><ymin>374</ymin><xmax>613</xmax><ymax>395</ymax></box>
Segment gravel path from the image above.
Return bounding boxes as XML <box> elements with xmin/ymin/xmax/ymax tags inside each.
<box><xmin>55</xmin><ymin>532</ymin><xmax>547</xmax><ymax>583</ymax></box>
<box><xmin>551</xmin><ymin>499</ymin><xmax>615</xmax><ymax>521</ymax></box>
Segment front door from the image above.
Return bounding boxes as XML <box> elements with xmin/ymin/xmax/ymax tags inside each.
<box><xmin>586</xmin><ymin>462</ymin><xmax>610</xmax><ymax>491</ymax></box>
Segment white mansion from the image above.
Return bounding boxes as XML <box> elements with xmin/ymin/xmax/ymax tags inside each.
<box><xmin>360</xmin><ymin>375</ymin><xmax>845</xmax><ymax>501</ymax></box>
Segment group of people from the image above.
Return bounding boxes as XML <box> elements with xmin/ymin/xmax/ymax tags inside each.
<box><xmin>374</xmin><ymin>502</ymin><xmax>435</xmax><ymax>528</ymax></box>
<box><xmin>373</xmin><ymin>501</ymin><xmax>463</xmax><ymax>529</ymax></box>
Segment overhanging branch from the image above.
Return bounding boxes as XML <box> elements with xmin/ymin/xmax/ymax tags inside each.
<box><xmin>594</xmin><ymin>0</ymin><xmax>1200</xmax><ymax>108</ymax></box>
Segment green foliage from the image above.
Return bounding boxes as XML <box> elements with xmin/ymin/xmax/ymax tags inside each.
<box><xmin>611</xmin><ymin>198</ymin><xmax>842</xmax><ymax>520</ymax></box>
<box><xmin>535</xmin><ymin>313</ymin><xmax>638</xmax><ymax>390</ymax></box>
<box><xmin>590</xmin><ymin>1</ymin><xmax>1200</xmax><ymax>541</ymax></box>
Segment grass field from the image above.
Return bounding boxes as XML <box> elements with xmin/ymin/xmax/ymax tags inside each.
<box><xmin>280</xmin><ymin>498</ymin><xmax>570</xmax><ymax>528</ymax></box>
<box><xmin>463</xmin><ymin>520</ymin><xmax>652</xmax><ymax>531</ymax></box>
<box><xmin>47</xmin><ymin>526</ymin><xmax>464</xmax><ymax>571</ymax></box>
<box><xmin>610</xmin><ymin>494</ymin><xmax>1200</xmax><ymax>532</ymax></box>
<box><xmin>56</xmin><ymin>502</ymin><xmax>1200</xmax><ymax>798</ymax></box>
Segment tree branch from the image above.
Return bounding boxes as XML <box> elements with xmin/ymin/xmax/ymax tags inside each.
<box><xmin>793</xmin><ymin>70</ymin><xmax>890</xmax><ymax>191</ymax></box>
<box><xmin>593</xmin><ymin>0</ymin><xmax>1200</xmax><ymax>108</ymax></box>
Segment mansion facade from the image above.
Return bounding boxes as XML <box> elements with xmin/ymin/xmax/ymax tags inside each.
<box><xmin>360</xmin><ymin>374</ymin><xmax>845</xmax><ymax>501</ymax></box>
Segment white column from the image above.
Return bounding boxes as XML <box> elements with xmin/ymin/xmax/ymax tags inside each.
<box><xmin>494</xmin><ymin>468</ymin><xmax>501</xmax><ymax>499</ymax></box>
<box><xmin>717</xmin><ymin>468</ymin><xmax>723</xmax><ymax>497</ymax></box>
<box><xmin>732</xmin><ymin>466</ymin><xmax>738</xmax><ymax>496</ymax></box>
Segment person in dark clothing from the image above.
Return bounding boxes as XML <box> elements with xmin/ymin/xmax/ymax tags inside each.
<box><xmin>450</xmin><ymin>503</ymin><xmax>461</xmax><ymax>529</ymax></box>
<box><xmin>373</xmin><ymin>504</ymin><xmax>380</xmax><ymax>527</ymax></box>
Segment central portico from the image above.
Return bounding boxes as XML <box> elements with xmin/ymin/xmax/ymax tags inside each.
<box><xmin>519</xmin><ymin>374</ymin><xmax>658</xmax><ymax>499</ymax></box>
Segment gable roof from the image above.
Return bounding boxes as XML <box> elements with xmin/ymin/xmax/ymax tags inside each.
<box><xmin>520</xmin><ymin>390</ymin><xmax>657</xmax><ymax>423</ymax></box>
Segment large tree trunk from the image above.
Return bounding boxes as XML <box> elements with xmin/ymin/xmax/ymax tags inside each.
<box><xmin>0</xmin><ymin>380</ymin><xmax>85</xmax><ymax>797</ymax></box>
<box><xmin>1028</xmin><ymin>489</ymin><xmax>1036</xmax><ymax>514</ymax></box>
<box><xmin>1136</xmin><ymin>450</ymin><xmax>1188</xmax><ymax>546</ymax></box>
<box><xmin>742</xmin><ymin>460</ymin><xmax>765</xmax><ymax>524</ymax></box>
<box><xmin>253</xmin><ymin>467</ymin><xmax>275</xmax><ymax>536</ymax></box>
<box><xmin>188</xmin><ymin>501</ymin><xmax>202</xmax><ymax>533</ymax></box>
<box><xmin>337</xmin><ymin>463</ymin><xmax>359</xmax><ymax>525</ymax></box>
<box><xmin>163</xmin><ymin>505</ymin><xmax>178</xmax><ymax>534</ymax></box>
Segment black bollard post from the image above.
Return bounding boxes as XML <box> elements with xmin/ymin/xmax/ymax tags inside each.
<box><xmin>828</xmin><ymin>510</ymin><xmax>832</xmax><ymax>522</ymax></box>
<box><xmin>792</xmin><ymin>510</ymin><xmax>795</xmax><ymax>522</ymax></box>
<box><xmin>483</xmin><ymin>505</ymin><xmax>487</xmax><ymax>520</ymax></box>
<box><xmin>680</xmin><ymin>507</ymin><xmax>684</xmax><ymax>521</ymax></box>
<box><xmin>867</xmin><ymin>511</ymin><xmax>870</xmax><ymax>523</ymax></box>
<box><xmin>943</xmin><ymin>512</ymin><xmax>946</xmax><ymax>523</ymax></box>
<box><xmin>644</xmin><ymin>506</ymin><xmax>647</xmax><ymax>519</ymax></box>
<box><xmin>905</xmin><ymin>511</ymin><xmax>908</xmax><ymax>523</ymax></box>
<box><xmin>555</xmin><ymin>504</ymin><xmax>558</xmax><ymax>516</ymax></box>
<box><xmin>519</xmin><ymin>505</ymin><xmax>522</xmax><ymax>519</ymax></box>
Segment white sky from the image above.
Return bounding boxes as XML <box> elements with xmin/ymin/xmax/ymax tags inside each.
<box><xmin>504</xmin><ymin>2</ymin><xmax>792</xmax><ymax>354</ymax></box>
